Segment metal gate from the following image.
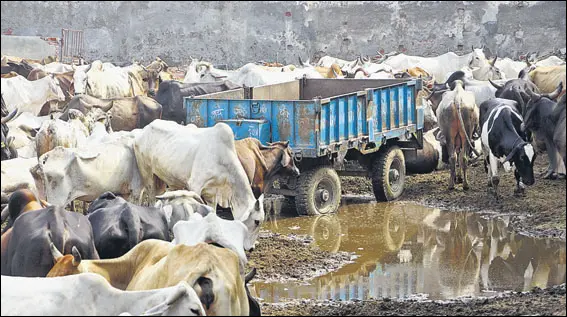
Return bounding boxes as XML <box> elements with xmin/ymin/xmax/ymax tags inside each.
<box><xmin>60</xmin><ymin>28</ymin><xmax>84</xmax><ymax>65</ymax></box>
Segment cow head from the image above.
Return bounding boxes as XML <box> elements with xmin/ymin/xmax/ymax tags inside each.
<box><xmin>47</xmin><ymin>73</ymin><xmax>66</xmax><ymax>102</ymax></box>
<box><xmin>469</xmin><ymin>47</ymin><xmax>487</xmax><ymax>68</ymax></box>
<box><xmin>47</xmin><ymin>242</ymin><xmax>84</xmax><ymax>277</ymax></box>
<box><xmin>522</xmin><ymin>82</ymin><xmax>563</xmax><ymax>133</ymax></box>
<box><xmin>32</xmin><ymin>147</ymin><xmax>78</xmax><ymax>207</ymax></box>
<box><xmin>73</xmin><ymin>64</ymin><xmax>91</xmax><ymax>95</ymax></box>
<box><xmin>266</xmin><ymin>140</ymin><xmax>300</xmax><ymax>177</ymax></box>
<box><xmin>504</xmin><ymin>140</ymin><xmax>536</xmax><ymax>186</ymax></box>
<box><xmin>241</xmin><ymin>194</ymin><xmax>265</xmax><ymax>248</ymax></box>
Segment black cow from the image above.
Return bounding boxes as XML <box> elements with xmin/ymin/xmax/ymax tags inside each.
<box><xmin>480</xmin><ymin>98</ymin><xmax>536</xmax><ymax>199</ymax></box>
<box><xmin>86</xmin><ymin>192</ymin><xmax>170</xmax><ymax>259</ymax></box>
<box><xmin>488</xmin><ymin>77</ymin><xmax>540</xmax><ymax>116</ymax></box>
<box><xmin>522</xmin><ymin>83</ymin><xmax>565</xmax><ymax>179</ymax></box>
<box><xmin>0</xmin><ymin>61</ymin><xmax>34</xmax><ymax>78</ymax></box>
<box><xmin>155</xmin><ymin>80</ymin><xmax>241</xmax><ymax>124</ymax></box>
<box><xmin>1</xmin><ymin>205</ymin><xmax>99</xmax><ymax>277</ymax></box>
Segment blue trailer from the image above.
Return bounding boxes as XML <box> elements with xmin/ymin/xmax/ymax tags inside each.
<box><xmin>184</xmin><ymin>78</ymin><xmax>425</xmax><ymax>216</ymax></box>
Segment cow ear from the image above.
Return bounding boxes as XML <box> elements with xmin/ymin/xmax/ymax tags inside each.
<box><xmin>71</xmin><ymin>246</ymin><xmax>82</xmax><ymax>266</ymax></box>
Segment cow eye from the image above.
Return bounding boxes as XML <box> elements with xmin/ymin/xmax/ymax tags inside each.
<box><xmin>190</xmin><ymin>308</ymin><xmax>201</xmax><ymax>315</ymax></box>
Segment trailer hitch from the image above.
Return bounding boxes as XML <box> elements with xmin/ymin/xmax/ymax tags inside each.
<box><xmin>293</xmin><ymin>150</ymin><xmax>303</xmax><ymax>162</ymax></box>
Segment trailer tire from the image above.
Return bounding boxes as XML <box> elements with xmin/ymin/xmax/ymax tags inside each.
<box><xmin>372</xmin><ymin>145</ymin><xmax>406</xmax><ymax>201</ymax></box>
<box><xmin>295</xmin><ymin>167</ymin><xmax>341</xmax><ymax>216</ymax></box>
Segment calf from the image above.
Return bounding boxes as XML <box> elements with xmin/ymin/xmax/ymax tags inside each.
<box><xmin>1</xmin><ymin>205</ymin><xmax>99</xmax><ymax>277</ymax></box>
<box><xmin>522</xmin><ymin>83</ymin><xmax>565</xmax><ymax>178</ymax></box>
<box><xmin>436</xmin><ymin>80</ymin><xmax>479</xmax><ymax>190</ymax></box>
<box><xmin>86</xmin><ymin>191</ymin><xmax>169</xmax><ymax>259</ymax></box>
<box><xmin>235</xmin><ymin>138</ymin><xmax>300</xmax><ymax>198</ymax></box>
<box><xmin>480</xmin><ymin>98</ymin><xmax>536</xmax><ymax>198</ymax></box>
<box><xmin>1</xmin><ymin>274</ymin><xmax>205</xmax><ymax>316</ymax></box>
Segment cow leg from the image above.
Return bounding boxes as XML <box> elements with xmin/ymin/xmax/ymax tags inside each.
<box><xmin>488</xmin><ymin>152</ymin><xmax>500</xmax><ymax>199</ymax></box>
<box><xmin>448</xmin><ymin>145</ymin><xmax>456</xmax><ymax>190</ymax></box>
<box><xmin>542</xmin><ymin>138</ymin><xmax>558</xmax><ymax>179</ymax></box>
<box><xmin>461</xmin><ymin>149</ymin><xmax>470</xmax><ymax>191</ymax></box>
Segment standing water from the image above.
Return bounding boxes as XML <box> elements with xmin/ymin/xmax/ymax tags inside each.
<box><xmin>252</xmin><ymin>201</ymin><xmax>566</xmax><ymax>303</ymax></box>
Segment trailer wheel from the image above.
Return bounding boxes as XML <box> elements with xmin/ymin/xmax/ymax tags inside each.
<box><xmin>295</xmin><ymin>167</ymin><xmax>341</xmax><ymax>216</ymax></box>
<box><xmin>372</xmin><ymin>145</ymin><xmax>406</xmax><ymax>201</ymax></box>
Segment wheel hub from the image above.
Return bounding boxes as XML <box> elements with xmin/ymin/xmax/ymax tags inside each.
<box><xmin>389</xmin><ymin>169</ymin><xmax>400</xmax><ymax>182</ymax></box>
<box><xmin>318</xmin><ymin>189</ymin><xmax>330</xmax><ymax>202</ymax></box>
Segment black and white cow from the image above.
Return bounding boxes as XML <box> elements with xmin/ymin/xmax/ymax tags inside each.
<box><xmin>480</xmin><ymin>98</ymin><xmax>536</xmax><ymax>198</ymax></box>
<box><xmin>522</xmin><ymin>83</ymin><xmax>565</xmax><ymax>179</ymax></box>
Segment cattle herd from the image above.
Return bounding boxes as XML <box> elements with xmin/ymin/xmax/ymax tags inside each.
<box><xmin>0</xmin><ymin>46</ymin><xmax>566</xmax><ymax>316</ymax></box>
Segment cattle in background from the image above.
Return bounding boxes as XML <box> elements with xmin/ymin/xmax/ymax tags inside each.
<box><xmin>480</xmin><ymin>98</ymin><xmax>536</xmax><ymax>198</ymax></box>
<box><xmin>0</xmin><ymin>71</ymin><xmax>18</xmax><ymax>78</ymax></box>
<box><xmin>133</xmin><ymin>120</ymin><xmax>265</xmax><ymax>246</ymax></box>
<box><xmin>1</xmin><ymin>205</ymin><xmax>99</xmax><ymax>277</ymax></box>
<box><xmin>522</xmin><ymin>83</ymin><xmax>565</xmax><ymax>179</ymax></box>
<box><xmin>528</xmin><ymin>65</ymin><xmax>566</xmax><ymax>98</ymax></box>
<box><xmin>235</xmin><ymin>138</ymin><xmax>300</xmax><ymax>198</ymax></box>
<box><xmin>5</xmin><ymin>111</ymin><xmax>56</xmax><ymax>158</ymax></box>
<box><xmin>35</xmin><ymin>109</ymin><xmax>109</xmax><ymax>157</ymax></box>
<box><xmin>435</xmin><ymin>80</ymin><xmax>479</xmax><ymax>190</ymax></box>
<box><xmin>0</xmin><ymin>61</ymin><xmax>34</xmax><ymax>78</ymax></box>
<box><xmin>60</xmin><ymin>94</ymin><xmax>162</xmax><ymax>131</ymax></box>
<box><xmin>315</xmin><ymin>64</ymin><xmax>344</xmax><ymax>78</ymax></box>
<box><xmin>27</xmin><ymin>70</ymin><xmax>75</xmax><ymax>112</ymax></box>
<box><xmin>155</xmin><ymin>80</ymin><xmax>241</xmax><ymax>124</ymax></box>
<box><xmin>1</xmin><ymin>157</ymin><xmax>38</xmax><ymax>198</ymax></box>
<box><xmin>154</xmin><ymin>190</ymin><xmax>214</xmax><ymax>230</ymax></box>
<box><xmin>31</xmin><ymin>131</ymin><xmax>144</xmax><ymax>208</ymax></box>
<box><xmin>1</xmin><ymin>274</ymin><xmax>205</xmax><ymax>316</ymax></box>
<box><xmin>467</xmin><ymin>48</ymin><xmax>505</xmax><ymax>81</ymax></box>
<box><xmin>48</xmin><ymin>239</ymin><xmax>260</xmax><ymax>316</ymax></box>
<box><xmin>86</xmin><ymin>192</ymin><xmax>169</xmax><ymax>259</ymax></box>
<box><xmin>1</xmin><ymin>74</ymin><xmax>66</xmax><ymax>116</ymax></box>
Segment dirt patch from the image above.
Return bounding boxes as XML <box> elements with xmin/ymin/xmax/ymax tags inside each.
<box><xmin>246</xmin><ymin>230</ymin><xmax>354</xmax><ymax>283</ymax></box>
<box><xmin>341</xmin><ymin>153</ymin><xmax>566</xmax><ymax>239</ymax></box>
<box><xmin>261</xmin><ymin>284</ymin><xmax>566</xmax><ymax>316</ymax></box>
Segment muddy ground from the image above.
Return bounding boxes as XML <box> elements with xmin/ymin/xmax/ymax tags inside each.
<box><xmin>246</xmin><ymin>231</ymin><xmax>354</xmax><ymax>283</ymax></box>
<box><xmin>262</xmin><ymin>284</ymin><xmax>566</xmax><ymax>316</ymax></box>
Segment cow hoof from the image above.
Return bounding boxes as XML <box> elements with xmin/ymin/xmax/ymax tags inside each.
<box><xmin>456</xmin><ymin>176</ymin><xmax>463</xmax><ymax>184</ymax></box>
<box><xmin>558</xmin><ymin>173</ymin><xmax>566</xmax><ymax>180</ymax></box>
<box><xmin>541</xmin><ymin>171</ymin><xmax>556</xmax><ymax>179</ymax></box>
<box><xmin>463</xmin><ymin>184</ymin><xmax>470</xmax><ymax>191</ymax></box>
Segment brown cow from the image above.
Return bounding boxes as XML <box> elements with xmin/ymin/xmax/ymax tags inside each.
<box><xmin>234</xmin><ymin>138</ymin><xmax>300</xmax><ymax>198</ymax></box>
<box><xmin>59</xmin><ymin>94</ymin><xmax>162</xmax><ymax>131</ymax></box>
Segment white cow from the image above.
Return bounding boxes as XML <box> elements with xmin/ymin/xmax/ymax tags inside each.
<box><xmin>32</xmin><ymin>62</ymin><xmax>75</xmax><ymax>74</ymax></box>
<box><xmin>0</xmin><ymin>157</ymin><xmax>38</xmax><ymax>196</ymax></box>
<box><xmin>154</xmin><ymin>190</ymin><xmax>214</xmax><ymax>230</ymax></box>
<box><xmin>172</xmin><ymin>212</ymin><xmax>252</xmax><ymax>274</ymax></box>
<box><xmin>1</xmin><ymin>74</ymin><xmax>65</xmax><ymax>115</ymax></box>
<box><xmin>31</xmin><ymin>132</ymin><xmax>144</xmax><ymax>207</ymax></box>
<box><xmin>133</xmin><ymin>120</ymin><xmax>265</xmax><ymax>246</ymax></box>
<box><xmin>383</xmin><ymin>51</ymin><xmax>475</xmax><ymax>83</ymax></box>
<box><xmin>1</xmin><ymin>273</ymin><xmax>205</xmax><ymax>316</ymax></box>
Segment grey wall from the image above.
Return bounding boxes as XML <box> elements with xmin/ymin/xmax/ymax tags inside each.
<box><xmin>1</xmin><ymin>36</ymin><xmax>57</xmax><ymax>59</ymax></box>
<box><xmin>1</xmin><ymin>1</ymin><xmax>565</xmax><ymax>68</ymax></box>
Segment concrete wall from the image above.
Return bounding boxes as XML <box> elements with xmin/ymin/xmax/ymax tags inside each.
<box><xmin>1</xmin><ymin>1</ymin><xmax>565</xmax><ymax>68</ymax></box>
<box><xmin>1</xmin><ymin>36</ymin><xmax>58</xmax><ymax>60</ymax></box>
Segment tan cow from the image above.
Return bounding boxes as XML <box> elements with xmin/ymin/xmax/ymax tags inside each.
<box><xmin>235</xmin><ymin>138</ymin><xmax>300</xmax><ymax>198</ymax></box>
<box><xmin>529</xmin><ymin>65</ymin><xmax>566</xmax><ymax>97</ymax></box>
<box><xmin>47</xmin><ymin>239</ymin><xmax>257</xmax><ymax>316</ymax></box>
<box><xmin>314</xmin><ymin>63</ymin><xmax>344</xmax><ymax>78</ymax></box>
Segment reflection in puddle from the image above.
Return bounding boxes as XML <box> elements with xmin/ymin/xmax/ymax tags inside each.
<box><xmin>253</xmin><ymin>202</ymin><xmax>566</xmax><ymax>303</ymax></box>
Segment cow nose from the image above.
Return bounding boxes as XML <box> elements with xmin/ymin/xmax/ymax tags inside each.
<box><xmin>254</xmin><ymin>220</ymin><xmax>260</xmax><ymax>227</ymax></box>
<box><xmin>149</xmin><ymin>89</ymin><xmax>156</xmax><ymax>96</ymax></box>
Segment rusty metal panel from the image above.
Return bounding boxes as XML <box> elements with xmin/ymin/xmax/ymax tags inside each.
<box><xmin>60</xmin><ymin>28</ymin><xmax>84</xmax><ymax>65</ymax></box>
<box><xmin>194</xmin><ymin>88</ymin><xmax>244</xmax><ymax>99</ymax></box>
<box><xmin>251</xmin><ymin>81</ymin><xmax>299</xmax><ymax>100</ymax></box>
<box><xmin>302</xmin><ymin>78</ymin><xmax>410</xmax><ymax>100</ymax></box>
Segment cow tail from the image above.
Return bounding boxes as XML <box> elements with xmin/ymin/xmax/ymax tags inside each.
<box><xmin>196</xmin><ymin>276</ymin><xmax>215</xmax><ymax>310</ymax></box>
<box><xmin>456</xmin><ymin>101</ymin><xmax>482</xmax><ymax>159</ymax></box>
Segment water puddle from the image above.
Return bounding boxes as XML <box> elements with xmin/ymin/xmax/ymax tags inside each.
<box><xmin>252</xmin><ymin>201</ymin><xmax>566</xmax><ymax>303</ymax></box>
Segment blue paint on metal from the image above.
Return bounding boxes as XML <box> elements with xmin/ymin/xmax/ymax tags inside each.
<box><xmin>222</xmin><ymin>119</ymin><xmax>271</xmax><ymax>144</ymax></box>
<box><xmin>184</xmin><ymin>79</ymin><xmax>422</xmax><ymax>159</ymax></box>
